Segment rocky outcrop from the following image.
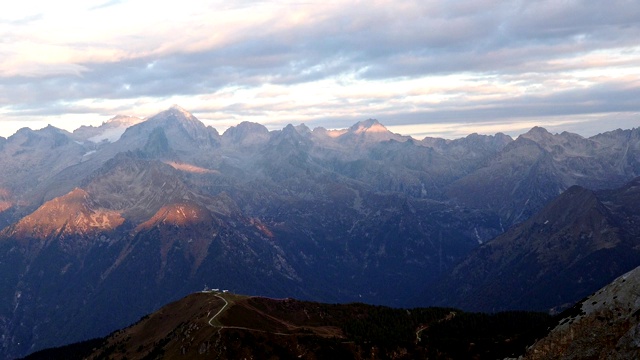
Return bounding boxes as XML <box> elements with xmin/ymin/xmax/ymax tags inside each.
<box><xmin>521</xmin><ymin>266</ymin><xmax>640</xmax><ymax>359</ymax></box>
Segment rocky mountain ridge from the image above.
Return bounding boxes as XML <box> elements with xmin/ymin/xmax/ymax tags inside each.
<box><xmin>3</xmin><ymin>107</ymin><xmax>639</xmax><ymax>222</ymax></box>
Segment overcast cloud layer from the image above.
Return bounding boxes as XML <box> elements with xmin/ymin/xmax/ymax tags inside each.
<box><xmin>1</xmin><ymin>0</ymin><xmax>639</xmax><ymax>138</ymax></box>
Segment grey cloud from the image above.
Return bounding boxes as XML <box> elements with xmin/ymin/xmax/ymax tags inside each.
<box><xmin>6</xmin><ymin>0</ymin><xmax>639</xmax><ymax>94</ymax></box>
<box><xmin>1</xmin><ymin>0</ymin><xmax>639</xmax><ymax>129</ymax></box>
<box><xmin>382</xmin><ymin>81</ymin><xmax>640</xmax><ymax>126</ymax></box>
<box><xmin>198</xmin><ymin>77</ymin><xmax>640</xmax><ymax>134</ymax></box>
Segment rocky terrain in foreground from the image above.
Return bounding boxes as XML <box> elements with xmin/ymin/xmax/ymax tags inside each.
<box><xmin>520</xmin><ymin>265</ymin><xmax>640</xmax><ymax>359</ymax></box>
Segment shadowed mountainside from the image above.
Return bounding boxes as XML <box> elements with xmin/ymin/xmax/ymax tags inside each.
<box><xmin>428</xmin><ymin>177</ymin><xmax>640</xmax><ymax>313</ymax></box>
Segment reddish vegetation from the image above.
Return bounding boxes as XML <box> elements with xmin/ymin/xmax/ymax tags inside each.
<box><xmin>5</xmin><ymin>188</ymin><xmax>124</xmax><ymax>243</ymax></box>
<box><xmin>136</xmin><ymin>202</ymin><xmax>213</xmax><ymax>229</ymax></box>
<box><xmin>164</xmin><ymin>161</ymin><xmax>218</xmax><ymax>174</ymax></box>
<box><xmin>0</xmin><ymin>201</ymin><xmax>11</xmax><ymax>213</ymax></box>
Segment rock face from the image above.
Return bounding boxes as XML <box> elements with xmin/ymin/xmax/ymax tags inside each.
<box><xmin>221</xmin><ymin>121</ymin><xmax>270</xmax><ymax>148</ymax></box>
<box><xmin>0</xmin><ymin>126</ymin><xmax>86</xmax><ymax>205</ymax></box>
<box><xmin>521</xmin><ymin>266</ymin><xmax>640</xmax><ymax>359</ymax></box>
<box><xmin>428</xmin><ymin>178</ymin><xmax>640</xmax><ymax>313</ymax></box>
<box><xmin>2</xmin><ymin>106</ymin><xmax>640</xmax><ymax>358</ymax></box>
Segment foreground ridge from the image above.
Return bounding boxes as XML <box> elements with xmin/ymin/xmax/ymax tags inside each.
<box><xmin>23</xmin><ymin>291</ymin><xmax>553</xmax><ymax>360</ymax></box>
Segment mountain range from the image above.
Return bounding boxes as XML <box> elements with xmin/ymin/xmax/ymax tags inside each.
<box><xmin>1</xmin><ymin>105</ymin><xmax>639</xmax><ymax>358</ymax></box>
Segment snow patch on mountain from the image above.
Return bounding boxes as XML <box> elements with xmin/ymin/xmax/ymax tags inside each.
<box><xmin>74</xmin><ymin>115</ymin><xmax>143</xmax><ymax>143</ymax></box>
<box><xmin>88</xmin><ymin>127</ymin><xmax>128</xmax><ymax>143</ymax></box>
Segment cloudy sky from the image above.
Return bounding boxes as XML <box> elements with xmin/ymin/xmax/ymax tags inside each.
<box><xmin>1</xmin><ymin>0</ymin><xmax>639</xmax><ymax>139</ymax></box>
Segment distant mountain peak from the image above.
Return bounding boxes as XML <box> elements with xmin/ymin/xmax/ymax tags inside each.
<box><xmin>222</xmin><ymin>121</ymin><xmax>270</xmax><ymax>146</ymax></box>
<box><xmin>339</xmin><ymin>119</ymin><xmax>408</xmax><ymax>144</ymax></box>
<box><xmin>521</xmin><ymin>126</ymin><xmax>553</xmax><ymax>141</ymax></box>
<box><xmin>167</xmin><ymin>104</ymin><xmax>194</xmax><ymax>117</ymax></box>
<box><xmin>271</xmin><ymin>123</ymin><xmax>310</xmax><ymax>146</ymax></box>
<box><xmin>224</xmin><ymin>121</ymin><xmax>269</xmax><ymax>136</ymax></box>
<box><xmin>527</xmin><ymin>126</ymin><xmax>550</xmax><ymax>133</ymax></box>
<box><xmin>348</xmin><ymin>119</ymin><xmax>388</xmax><ymax>135</ymax></box>
<box><xmin>138</xmin><ymin>106</ymin><xmax>222</xmax><ymax>147</ymax></box>
<box><xmin>9</xmin><ymin>124</ymin><xmax>72</xmax><ymax>148</ymax></box>
<box><xmin>282</xmin><ymin>123</ymin><xmax>298</xmax><ymax>132</ymax></box>
<box><xmin>295</xmin><ymin>123</ymin><xmax>311</xmax><ymax>135</ymax></box>
<box><xmin>150</xmin><ymin>105</ymin><xmax>199</xmax><ymax>123</ymax></box>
